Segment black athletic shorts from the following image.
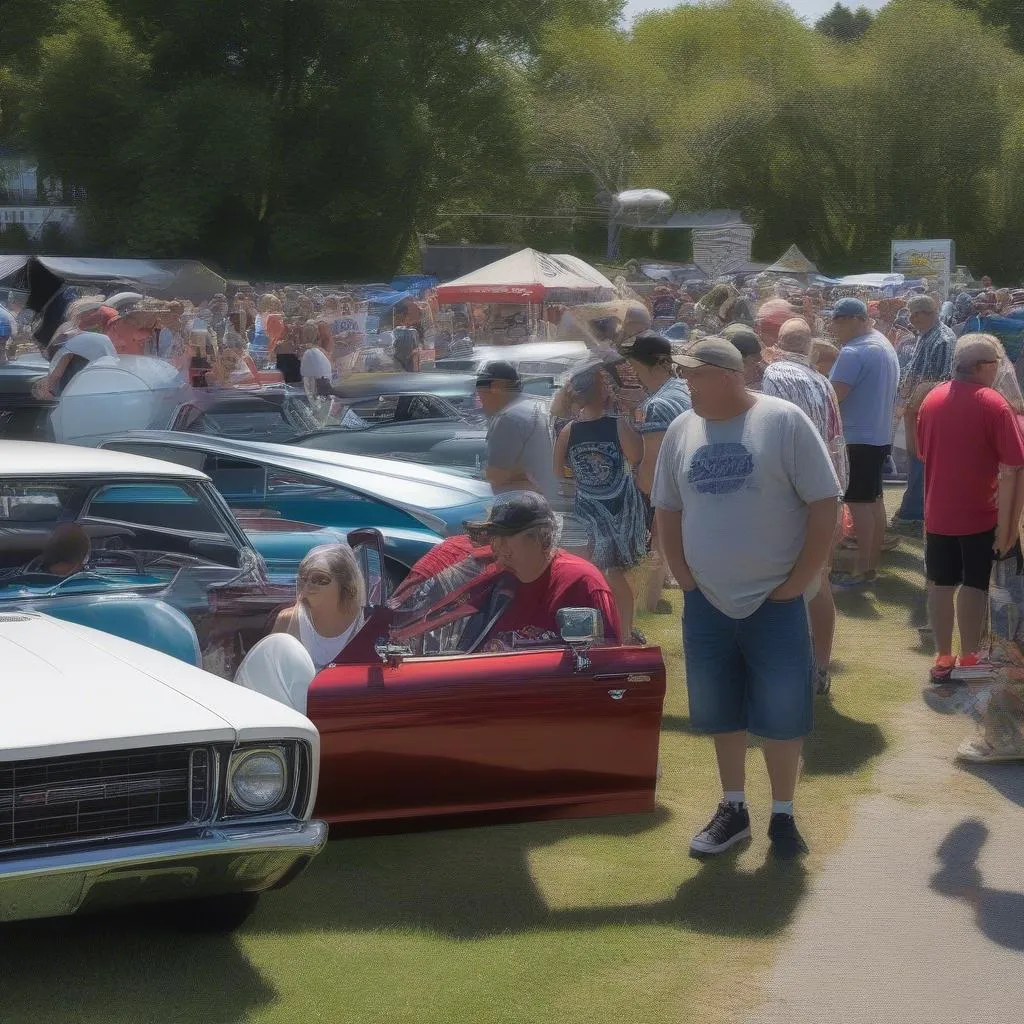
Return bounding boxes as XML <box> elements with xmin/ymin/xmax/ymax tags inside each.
<box><xmin>925</xmin><ymin>529</ymin><xmax>996</xmax><ymax>590</ymax></box>
<box><xmin>845</xmin><ymin>444</ymin><xmax>891</xmax><ymax>504</ymax></box>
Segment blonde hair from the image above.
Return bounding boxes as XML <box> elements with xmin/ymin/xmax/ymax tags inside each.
<box><xmin>297</xmin><ymin>544</ymin><xmax>366</xmax><ymax>612</ymax></box>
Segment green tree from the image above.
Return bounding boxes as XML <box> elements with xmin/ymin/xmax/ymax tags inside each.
<box><xmin>954</xmin><ymin>0</ymin><xmax>1024</xmax><ymax>54</ymax></box>
<box><xmin>815</xmin><ymin>4</ymin><xmax>875</xmax><ymax>42</ymax></box>
<box><xmin>23</xmin><ymin>0</ymin><xmax>623</xmax><ymax>276</ymax></box>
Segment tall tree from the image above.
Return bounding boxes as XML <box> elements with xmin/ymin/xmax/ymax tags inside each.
<box><xmin>954</xmin><ymin>0</ymin><xmax>1024</xmax><ymax>54</ymax></box>
<box><xmin>815</xmin><ymin>4</ymin><xmax>875</xmax><ymax>42</ymax></box>
<box><xmin>23</xmin><ymin>0</ymin><xmax>623</xmax><ymax>275</ymax></box>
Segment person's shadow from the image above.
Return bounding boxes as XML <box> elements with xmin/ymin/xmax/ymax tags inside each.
<box><xmin>930</xmin><ymin>819</ymin><xmax>1024</xmax><ymax>951</ymax></box>
<box><xmin>258</xmin><ymin>809</ymin><xmax>808</xmax><ymax>941</ymax></box>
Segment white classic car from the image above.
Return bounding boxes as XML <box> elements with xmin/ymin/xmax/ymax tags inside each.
<box><xmin>0</xmin><ymin>611</ymin><xmax>327</xmax><ymax>929</ymax></box>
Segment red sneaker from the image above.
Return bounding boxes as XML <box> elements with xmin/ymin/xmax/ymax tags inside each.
<box><xmin>930</xmin><ymin>655</ymin><xmax>956</xmax><ymax>683</ymax></box>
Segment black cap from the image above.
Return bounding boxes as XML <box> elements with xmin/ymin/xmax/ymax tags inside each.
<box><xmin>463</xmin><ymin>491</ymin><xmax>556</xmax><ymax>538</ymax></box>
<box><xmin>721</xmin><ymin>322</ymin><xmax>762</xmax><ymax>359</ymax></box>
<box><xmin>475</xmin><ymin>360</ymin><xmax>521</xmax><ymax>388</ymax></box>
<box><xmin>617</xmin><ymin>332</ymin><xmax>671</xmax><ymax>362</ymax></box>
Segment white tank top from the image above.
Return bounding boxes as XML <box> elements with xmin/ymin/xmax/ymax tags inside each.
<box><xmin>292</xmin><ymin>603</ymin><xmax>363</xmax><ymax>671</ymax></box>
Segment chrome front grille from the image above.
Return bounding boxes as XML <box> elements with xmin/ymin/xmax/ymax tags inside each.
<box><xmin>0</xmin><ymin>746</ymin><xmax>211</xmax><ymax>850</ymax></box>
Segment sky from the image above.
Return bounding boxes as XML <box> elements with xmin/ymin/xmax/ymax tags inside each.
<box><xmin>620</xmin><ymin>0</ymin><xmax>890</xmax><ymax>26</ymax></box>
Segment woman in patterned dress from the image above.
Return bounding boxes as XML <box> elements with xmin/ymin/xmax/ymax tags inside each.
<box><xmin>553</xmin><ymin>367</ymin><xmax>648</xmax><ymax>643</ymax></box>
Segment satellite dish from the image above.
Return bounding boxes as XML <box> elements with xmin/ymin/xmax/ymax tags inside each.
<box><xmin>52</xmin><ymin>355</ymin><xmax>187</xmax><ymax>446</ymax></box>
<box><xmin>613</xmin><ymin>189</ymin><xmax>674</xmax><ymax>225</ymax></box>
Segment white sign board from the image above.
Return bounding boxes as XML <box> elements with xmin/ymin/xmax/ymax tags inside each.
<box><xmin>891</xmin><ymin>239</ymin><xmax>955</xmax><ymax>298</ymax></box>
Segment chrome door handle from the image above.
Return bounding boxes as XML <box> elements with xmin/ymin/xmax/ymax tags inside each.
<box><xmin>607</xmin><ymin>689</ymin><xmax>626</xmax><ymax>701</ymax></box>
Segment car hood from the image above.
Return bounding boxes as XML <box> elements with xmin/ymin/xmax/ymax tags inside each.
<box><xmin>0</xmin><ymin>613</ymin><xmax>316</xmax><ymax>761</ymax></box>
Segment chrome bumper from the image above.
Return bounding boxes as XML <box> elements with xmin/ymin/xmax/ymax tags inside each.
<box><xmin>0</xmin><ymin>819</ymin><xmax>328</xmax><ymax>923</ymax></box>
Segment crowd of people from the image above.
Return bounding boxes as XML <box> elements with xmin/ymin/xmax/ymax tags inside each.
<box><xmin>4</xmin><ymin>263</ymin><xmax>1024</xmax><ymax>860</ymax></box>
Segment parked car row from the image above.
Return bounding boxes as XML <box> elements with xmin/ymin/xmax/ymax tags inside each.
<box><xmin>0</xmin><ymin>439</ymin><xmax>668</xmax><ymax>931</ymax></box>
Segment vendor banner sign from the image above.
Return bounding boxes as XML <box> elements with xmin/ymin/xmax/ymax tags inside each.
<box><xmin>891</xmin><ymin>239</ymin><xmax>955</xmax><ymax>298</ymax></box>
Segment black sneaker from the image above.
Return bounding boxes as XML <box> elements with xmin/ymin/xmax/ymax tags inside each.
<box><xmin>815</xmin><ymin>667</ymin><xmax>831</xmax><ymax>697</ymax></box>
<box><xmin>768</xmin><ymin>813</ymin><xmax>809</xmax><ymax>859</ymax></box>
<box><xmin>689</xmin><ymin>801</ymin><xmax>751</xmax><ymax>855</ymax></box>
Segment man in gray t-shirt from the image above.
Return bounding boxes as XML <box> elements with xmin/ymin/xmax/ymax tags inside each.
<box><xmin>476</xmin><ymin>361</ymin><xmax>557</xmax><ymax>499</ymax></box>
<box><xmin>651</xmin><ymin>336</ymin><xmax>841</xmax><ymax>860</ymax></box>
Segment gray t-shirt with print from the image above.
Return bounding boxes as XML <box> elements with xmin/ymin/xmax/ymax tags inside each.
<box><xmin>651</xmin><ymin>393</ymin><xmax>842</xmax><ymax>619</ymax></box>
<box><xmin>486</xmin><ymin>394</ymin><xmax>558</xmax><ymax>498</ymax></box>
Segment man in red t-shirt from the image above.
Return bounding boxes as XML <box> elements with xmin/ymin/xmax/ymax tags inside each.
<box><xmin>463</xmin><ymin>492</ymin><xmax>622</xmax><ymax>646</ymax></box>
<box><xmin>917</xmin><ymin>333</ymin><xmax>1024</xmax><ymax>682</ymax></box>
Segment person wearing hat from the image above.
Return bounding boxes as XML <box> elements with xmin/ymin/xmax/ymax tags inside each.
<box><xmin>760</xmin><ymin>318</ymin><xmax>849</xmax><ymax>696</ymax></box>
<box><xmin>828</xmin><ymin>296</ymin><xmax>900</xmax><ymax>590</ymax></box>
<box><xmin>618</xmin><ymin>332</ymin><xmax>693</xmax><ymax>615</ymax></box>
<box><xmin>652</xmin><ymin>336</ymin><xmax>842</xmax><ymax>858</ymax></box>
<box><xmin>721</xmin><ymin>322</ymin><xmax>764</xmax><ymax>389</ymax></box>
<box><xmin>463</xmin><ymin>492</ymin><xmax>620</xmax><ymax>646</ymax></box>
<box><xmin>476</xmin><ymin>361</ymin><xmax>558</xmax><ymax>500</ymax></box>
<box><xmin>891</xmin><ymin>295</ymin><xmax>955</xmax><ymax>531</ymax></box>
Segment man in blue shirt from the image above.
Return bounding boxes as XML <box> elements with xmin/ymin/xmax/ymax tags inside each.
<box><xmin>829</xmin><ymin>298</ymin><xmax>900</xmax><ymax>589</ymax></box>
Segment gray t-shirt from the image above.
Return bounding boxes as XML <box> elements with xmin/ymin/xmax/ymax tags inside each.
<box><xmin>486</xmin><ymin>395</ymin><xmax>558</xmax><ymax>498</ymax></box>
<box><xmin>651</xmin><ymin>394</ymin><xmax>842</xmax><ymax>619</ymax></box>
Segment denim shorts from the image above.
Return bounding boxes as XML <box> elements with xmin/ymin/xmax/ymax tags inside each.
<box><xmin>682</xmin><ymin>587</ymin><xmax>814</xmax><ymax>740</ymax></box>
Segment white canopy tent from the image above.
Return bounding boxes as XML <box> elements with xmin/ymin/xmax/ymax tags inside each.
<box><xmin>435</xmin><ymin>249</ymin><xmax>617</xmax><ymax>306</ymax></box>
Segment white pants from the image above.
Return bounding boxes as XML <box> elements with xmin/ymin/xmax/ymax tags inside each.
<box><xmin>235</xmin><ymin>634</ymin><xmax>317</xmax><ymax>713</ymax></box>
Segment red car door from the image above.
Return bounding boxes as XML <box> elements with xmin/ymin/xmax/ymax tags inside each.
<box><xmin>305</xmin><ymin>641</ymin><xmax>666</xmax><ymax>831</ymax></box>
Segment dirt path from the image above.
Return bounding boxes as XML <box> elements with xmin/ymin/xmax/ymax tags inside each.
<box><xmin>746</xmin><ymin>699</ymin><xmax>1024</xmax><ymax>1023</ymax></box>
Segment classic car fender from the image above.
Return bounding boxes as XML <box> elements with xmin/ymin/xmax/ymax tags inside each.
<box><xmin>42</xmin><ymin>596</ymin><xmax>203</xmax><ymax>667</ymax></box>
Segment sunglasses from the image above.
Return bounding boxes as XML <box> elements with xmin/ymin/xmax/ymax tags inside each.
<box><xmin>298</xmin><ymin>571</ymin><xmax>334</xmax><ymax>588</ymax></box>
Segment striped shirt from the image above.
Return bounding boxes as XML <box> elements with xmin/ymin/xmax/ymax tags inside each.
<box><xmin>639</xmin><ymin>377</ymin><xmax>692</xmax><ymax>434</ymax></box>
<box><xmin>761</xmin><ymin>353</ymin><xmax>849</xmax><ymax>490</ymax></box>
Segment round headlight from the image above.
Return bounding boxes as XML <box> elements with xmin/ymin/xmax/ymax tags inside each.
<box><xmin>229</xmin><ymin>748</ymin><xmax>288</xmax><ymax>813</ymax></box>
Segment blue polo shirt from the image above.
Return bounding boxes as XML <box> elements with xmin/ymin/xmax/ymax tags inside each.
<box><xmin>829</xmin><ymin>328</ymin><xmax>899</xmax><ymax>446</ymax></box>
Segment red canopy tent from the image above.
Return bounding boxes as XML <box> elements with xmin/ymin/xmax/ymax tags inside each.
<box><xmin>435</xmin><ymin>248</ymin><xmax>617</xmax><ymax>305</ymax></box>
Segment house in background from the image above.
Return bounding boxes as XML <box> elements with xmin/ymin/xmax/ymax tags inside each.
<box><xmin>0</xmin><ymin>146</ymin><xmax>81</xmax><ymax>242</ymax></box>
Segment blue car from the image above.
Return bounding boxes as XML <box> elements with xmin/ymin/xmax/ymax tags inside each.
<box><xmin>99</xmin><ymin>432</ymin><xmax>495</xmax><ymax>581</ymax></box>
<box><xmin>0</xmin><ymin>439</ymin><xmax>306</xmax><ymax>676</ymax></box>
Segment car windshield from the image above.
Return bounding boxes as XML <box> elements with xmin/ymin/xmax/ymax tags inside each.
<box><xmin>312</xmin><ymin>393</ymin><xmax>482</xmax><ymax>433</ymax></box>
<box><xmin>0</xmin><ymin>477</ymin><xmax>247</xmax><ymax>597</ymax></box>
<box><xmin>183</xmin><ymin>395</ymin><xmax>323</xmax><ymax>442</ymax></box>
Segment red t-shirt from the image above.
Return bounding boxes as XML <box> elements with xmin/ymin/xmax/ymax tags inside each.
<box><xmin>490</xmin><ymin>551</ymin><xmax>621</xmax><ymax>645</ymax></box>
<box><xmin>918</xmin><ymin>381</ymin><xmax>1024</xmax><ymax>535</ymax></box>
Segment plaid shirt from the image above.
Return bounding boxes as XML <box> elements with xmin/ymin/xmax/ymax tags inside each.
<box><xmin>899</xmin><ymin>322</ymin><xmax>955</xmax><ymax>402</ymax></box>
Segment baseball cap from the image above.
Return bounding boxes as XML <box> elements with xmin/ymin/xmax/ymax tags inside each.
<box><xmin>475</xmin><ymin>360</ymin><xmax>521</xmax><ymax>388</ymax></box>
<box><xmin>672</xmin><ymin>336</ymin><xmax>745</xmax><ymax>373</ymax></box>
<box><xmin>721</xmin><ymin>322</ymin><xmax>761</xmax><ymax>359</ymax></box>
<box><xmin>617</xmin><ymin>332</ymin><xmax>672</xmax><ymax>362</ymax></box>
<box><xmin>832</xmin><ymin>298</ymin><xmax>868</xmax><ymax>318</ymax></box>
<box><xmin>463</xmin><ymin>492</ymin><xmax>556</xmax><ymax>538</ymax></box>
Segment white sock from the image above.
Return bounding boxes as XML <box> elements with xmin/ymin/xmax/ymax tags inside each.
<box><xmin>772</xmin><ymin>799</ymin><xmax>794</xmax><ymax>816</ymax></box>
<box><xmin>723</xmin><ymin>790</ymin><xmax>745</xmax><ymax>808</ymax></box>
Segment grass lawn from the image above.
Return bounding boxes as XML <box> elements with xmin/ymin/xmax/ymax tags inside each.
<box><xmin>1</xmin><ymin>490</ymin><xmax>929</xmax><ymax>1024</ymax></box>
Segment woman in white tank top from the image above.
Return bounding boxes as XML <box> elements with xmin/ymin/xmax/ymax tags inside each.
<box><xmin>276</xmin><ymin>543</ymin><xmax>365</xmax><ymax>670</ymax></box>
<box><xmin>234</xmin><ymin>543</ymin><xmax>365</xmax><ymax>711</ymax></box>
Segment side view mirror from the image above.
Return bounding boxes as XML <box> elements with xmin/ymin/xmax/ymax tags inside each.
<box><xmin>348</xmin><ymin>527</ymin><xmax>389</xmax><ymax>609</ymax></box>
<box><xmin>556</xmin><ymin>607</ymin><xmax>599</xmax><ymax>672</ymax></box>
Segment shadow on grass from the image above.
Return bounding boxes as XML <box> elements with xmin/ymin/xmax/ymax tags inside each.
<box><xmin>832</xmin><ymin>590</ymin><xmax>883</xmax><ymax>620</ymax></box>
<box><xmin>803</xmin><ymin>698</ymin><xmax>886</xmax><ymax>775</ymax></box>
<box><xmin>0</xmin><ymin>908</ymin><xmax>275</xmax><ymax>1023</ymax></box>
<box><xmin>253</xmin><ymin>809</ymin><xmax>807</xmax><ymax>941</ymax></box>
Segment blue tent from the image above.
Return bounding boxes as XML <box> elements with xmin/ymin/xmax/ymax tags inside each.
<box><xmin>364</xmin><ymin>289</ymin><xmax>413</xmax><ymax>308</ymax></box>
<box><xmin>390</xmin><ymin>275</ymin><xmax>437</xmax><ymax>296</ymax></box>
